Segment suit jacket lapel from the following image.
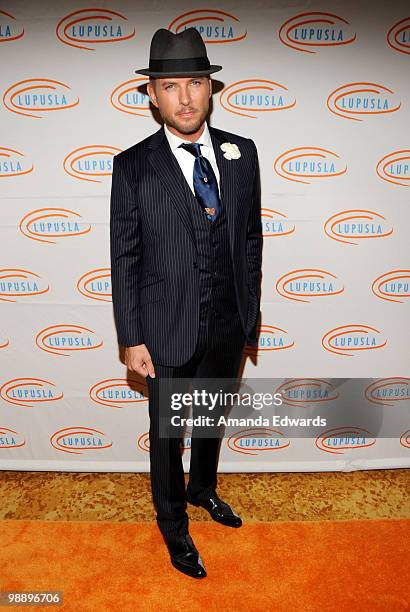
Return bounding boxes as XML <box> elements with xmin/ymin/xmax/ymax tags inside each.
<box><xmin>147</xmin><ymin>126</ymin><xmax>196</xmax><ymax>247</ymax></box>
<box><xmin>209</xmin><ymin>126</ymin><xmax>237</xmax><ymax>260</ymax></box>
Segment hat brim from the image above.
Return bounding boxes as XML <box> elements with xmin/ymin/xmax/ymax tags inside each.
<box><xmin>134</xmin><ymin>65</ymin><xmax>222</xmax><ymax>78</ymax></box>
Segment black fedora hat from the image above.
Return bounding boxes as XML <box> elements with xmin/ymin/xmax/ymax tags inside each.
<box><xmin>135</xmin><ymin>27</ymin><xmax>222</xmax><ymax>77</ymax></box>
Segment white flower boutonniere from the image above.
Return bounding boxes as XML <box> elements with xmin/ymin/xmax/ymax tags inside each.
<box><xmin>220</xmin><ymin>142</ymin><xmax>241</xmax><ymax>160</ymax></box>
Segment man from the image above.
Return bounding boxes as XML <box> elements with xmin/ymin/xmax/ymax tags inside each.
<box><xmin>110</xmin><ymin>27</ymin><xmax>262</xmax><ymax>578</ymax></box>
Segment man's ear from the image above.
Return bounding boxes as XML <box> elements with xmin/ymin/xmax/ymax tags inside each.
<box><xmin>208</xmin><ymin>77</ymin><xmax>213</xmax><ymax>98</ymax></box>
<box><xmin>147</xmin><ymin>80</ymin><xmax>159</xmax><ymax>108</ymax></box>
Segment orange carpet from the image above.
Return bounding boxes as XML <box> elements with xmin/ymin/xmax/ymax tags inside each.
<box><xmin>1</xmin><ymin>518</ymin><xmax>409</xmax><ymax>612</ymax></box>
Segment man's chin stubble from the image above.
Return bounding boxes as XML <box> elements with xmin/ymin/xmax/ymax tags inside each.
<box><xmin>167</xmin><ymin>113</ymin><xmax>208</xmax><ymax>135</ymax></box>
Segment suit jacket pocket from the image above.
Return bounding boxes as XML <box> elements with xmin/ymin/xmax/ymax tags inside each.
<box><xmin>139</xmin><ymin>277</ymin><xmax>165</xmax><ymax>305</ymax></box>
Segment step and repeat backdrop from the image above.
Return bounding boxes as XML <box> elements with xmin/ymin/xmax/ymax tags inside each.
<box><xmin>1</xmin><ymin>0</ymin><xmax>409</xmax><ymax>472</ymax></box>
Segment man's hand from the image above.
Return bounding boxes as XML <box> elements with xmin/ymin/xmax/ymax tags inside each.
<box><xmin>125</xmin><ymin>344</ymin><xmax>156</xmax><ymax>378</ymax></box>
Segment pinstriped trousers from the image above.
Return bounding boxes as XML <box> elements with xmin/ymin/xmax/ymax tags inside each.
<box><xmin>145</xmin><ymin>303</ymin><xmax>246</xmax><ymax>543</ymax></box>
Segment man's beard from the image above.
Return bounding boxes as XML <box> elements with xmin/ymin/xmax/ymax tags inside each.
<box><xmin>163</xmin><ymin>105</ymin><xmax>209</xmax><ymax>135</ymax></box>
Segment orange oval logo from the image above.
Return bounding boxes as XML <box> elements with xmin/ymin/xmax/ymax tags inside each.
<box><xmin>227</xmin><ymin>428</ymin><xmax>290</xmax><ymax>455</ymax></box>
<box><xmin>372</xmin><ymin>270</ymin><xmax>410</xmax><ymax>303</ymax></box>
<box><xmin>0</xmin><ymin>268</ymin><xmax>50</xmax><ymax>302</ymax></box>
<box><xmin>244</xmin><ymin>324</ymin><xmax>295</xmax><ymax>355</ymax></box>
<box><xmin>36</xmin><ymin>325</ymin><xmax>103</xmax><ymax>356</ymax></box>
<box><xmin>50</xmin><ymin>427</ymin><xmax>112</xmax><ymax>454</ymax></box>
<box><xmin>0</xmin><ymin>427</ymin><xmax>26</xmax><ymax>449</ymax></box>
<box><xmin>76</xmin><ymin>268</ymin><xmax>111</xmax><ymax>302</ymax></box>
<box><xmin>276</xmin><ymin>268</ymin><xmax>344</xmax><ymax>302</ymax></box>
<box><xmin>365</xmin><ymin>377</ymin><xmax>410</xmax><ymax>407</ymax></box>
<box><xmin>89</xmin><ymin>378</ymin><xmax>148</xmax><ymax>409</ymax></box>
<box><xmin>278</xmin><ymin>12</ymin><xmax>356</xmax><ymax>53</ymax></box>
<box><xmin>274</xmin><ymin>147</ymin><xmax>347</xmax><ymax>184</ymax></box>
<box><xmin>322</xmin><ymin>324</ymin><xmax>387</xmax><ymax>357</ymax></box>
<box><xmin>376</xmin><ymin>150</ymin><xmax>410</xmax><ymax>187</ymax></box>
<box><xmin>315</xmin><ymin>426</ymin><xmax>376</xmax><ymax>454</ymax></box>
<box><xmin>64</xmin><ymin>145</ymin><xmax>120</xmax><ymax>182</ymax></box>
<box><xmin>219</xmin><ymin>79</ymin><xmax>296</xmax><ymax>119</ymax></box>
<box><xmin>56</xmin><ymin>8</ymin><xmax>135</xmax><ymax>50</ymax></box>
<box><xmin>327</xmin><ymin>82</ymin><xmax>401</xmax><ymax>121</ymax></box>
<box><xmin>19</xmin><ymin>207</ymin><xmax>91</xmax><ymax>243</ymax></box>
<box><xmin>137</xmin><ymin>432</ymin><xmax>150</xmax><ymax>452</ymax></box>
<box><xmin>387</xmin><ymin>17</ymin><xmax>410</xmax><ymax>55</ymax></box>
<box><xmin>3</xmin><ymin>78</ymin><xmax>79</xmax><ymax>118</ymax></box>
<box><xmin>324</xmin><ymin>209</ymin><xmax>393</xmax><ymax>245</ymax></box>
<box><xmin>0</xmin><ymin>147</ymin><xmax>33</xmax><ymax>178</ymax></box>
<box><xmin>168</xmin><ymin>9</ymin><xmax>246</xmax><ymax>43</ymax></box>
<box><xmin>400</xmin><ymin>429</ymin><xmax>410</xmax><ymax>449</ymax></box>
<box><xmin>277</xmin><ymin>379</ymin><xmax>339</xmax><ymax>408</ymax></box>
<box><xmin>0</xmin><ymin>377</ymin><xmax>63</xmax><ymax>408</ymax></box>
<box><xmin>111</xmin><ymin>78</ymin><xmax>150</xmax><ymax>117</ymax></box>
<box><xmin>0</xmin><ymin>10</ymin><xmax>24</xmax><ymax>42</ymax></box>
<box><xmin>261</xmin><ymin>208</ymin><xmax>295</xmax><ymax>238</ymax></box>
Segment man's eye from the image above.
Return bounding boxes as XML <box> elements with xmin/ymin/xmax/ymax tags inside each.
<box><xmin>165</xmin><ymin>84</ymin><xmax>174</xmax><ymax>90</ymax></box>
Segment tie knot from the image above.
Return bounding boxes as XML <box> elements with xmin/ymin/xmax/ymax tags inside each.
<box><xmin>179</xmin><ymin>142</ymin><xmax>202</xmax><ymax>158</ymax></box>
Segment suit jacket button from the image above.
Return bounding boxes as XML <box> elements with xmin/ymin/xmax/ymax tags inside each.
<box><xmin>193</xmin><ymin>261</ymin><xmax>198</xmax><ymax>268</ymax></box>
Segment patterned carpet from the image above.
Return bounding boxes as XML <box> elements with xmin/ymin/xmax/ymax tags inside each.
<box><xmin>0</xmin><ymin>469</ymin><xmax>409</xmax><ymax>522</ymax></box>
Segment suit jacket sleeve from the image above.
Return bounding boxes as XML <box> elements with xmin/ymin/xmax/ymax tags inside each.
<box><xmin>110</xmin><ymin>154</ymin><xmax>144</xmax><ymax>347</ymax></box>
<box><xmin>246</xmin><ymin>140</ymin><xmax>263</xmax><ymax>332</ymax></box>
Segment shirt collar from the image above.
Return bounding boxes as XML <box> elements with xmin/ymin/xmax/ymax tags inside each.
<box><xmin>164</xmin><ymin>121</ymin><xmax>212</xmax><ymax>153</ymax></box>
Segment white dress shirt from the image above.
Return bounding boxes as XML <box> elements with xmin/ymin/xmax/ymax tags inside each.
<box><xmin>164</xmin><ymin>121</ymin><xmax>221</xmax><ymax>196</ymax></box>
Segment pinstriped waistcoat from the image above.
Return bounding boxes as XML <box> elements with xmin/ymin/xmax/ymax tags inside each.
<box><xmin>185</xmin><ymin>187</ymin><xmax>238</xmax><ymax>319</ymax></box>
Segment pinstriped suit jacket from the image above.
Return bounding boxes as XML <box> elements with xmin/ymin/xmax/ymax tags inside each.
<box><xmin>109</xmin><ymin>124</ymin><xmax>262</xmax><ymax>366</ymax></box>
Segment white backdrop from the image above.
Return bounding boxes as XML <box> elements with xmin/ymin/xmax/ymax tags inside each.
<box><xmin>1</xmin><ymin>0</ymin><xmax>409</xmax><ymax>472</ymax></box>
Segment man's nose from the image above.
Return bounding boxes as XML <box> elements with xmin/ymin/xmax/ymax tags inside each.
<box><xmin>179</xmin><ymin>86</ymin><xmax>191</xmax><ymax>106</ymax></box>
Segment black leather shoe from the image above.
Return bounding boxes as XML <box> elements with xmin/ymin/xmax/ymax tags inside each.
<box><xmin>186</xmin><ymin>494</ymin><xmax>243</xmax><ymax>528</ymax></box>
<box><xmin>167</xmin><ymin>533</ymin><xmax>207</xmax><ymax>578</ymax></box>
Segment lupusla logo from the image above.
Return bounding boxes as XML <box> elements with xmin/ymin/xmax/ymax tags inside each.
<box><xmin>0</xmin><ymin>10</ymin><xmax>24</xmax><ymax>42</ymax></box>
<box><xmin>76</xmin><ymin>268</ymin><xmax>111</xmax><ymax>302</ymax></box>
<box><xmin>315</xmin><ymin>426</ymin><xmax>376</xmax><ymax>454</ymax></box>
<box><xmin>3</xmin><ymin>79</ymin><xmax>79</xmax><ymax>118</ymax></box>
<box><xmin>64</xmin><ymin>145</ymin><xmax>120</xmax><ymax>182</ymax></box>
<box><xmin>0</xmin><ymin>268</ymin><xmax>50</xmax><ymax>303</ymax></box>
<box><xmin>36</xmin><ymin>325</ymin><xmax>103</xmax><ymax>357</ymax></box>
<box><xmin>262</xmin><ymin>209</ymin><xmax>295</xmax><ymax>238</ymax></box>
<box><xmin>372</xmin><ymin>270</ymin><xmax>410</xmax><ymax>303</ymax></box>
<box><xmin>50</xmin><ymin>427</ymin><xmax>112</xmax><ymax>454</ymax></box>
<box><xmin>244</xmin><ymin>324</ymin><xmax>294</xmax><ymax>354</ymax></box>
<box><xmin>0</xmin><ymin>377</ymin><xmax>63</xmax><ymax>408</ymax></box>
<box><xmin>274</xmin><ymin>147</ymin><xmax>347</xmax><ymax>184</ymax></box>
<box><xmin>276</xmin><ymin>379</ymin><xmax>339</xmax><ymax>408</ymax></box>
<box><xmin>365</xmin><ymin>377</ymin><xmax>410</xmax><ymax>407</ymax></box>
<box><xmin>276</xmin><ymin>268</ymin><xmax>344</xmax><ymax>303</ymax></box>
<box><xmin>327</xmin><ymin>82</ymin><xmax>401</xmax><ymax>121</ymax></box>
<box><xmin>89</xmin><ymin>378</ymin><xmax>148</xmax><ymax>409</ymax></box>
<box><xmin>111</xmin><ymin>78</ymin><xmax>150</xmax><ymax>117</ymax></box>
<box><xmin>168</xmin><ymin>9</ymin><xmax>246</xmax><ymax>43</ymax></box>
<box><xmin>387</xmin><ymin>17</ymin><xmax>410</xmax><ymax>55</ymax></box>
<box><xmin>400</xmin><ymin>429</ymin><xmax>410</xmax><ymax>449</ymax></box>
<box><xmin>324</xmin><ymin>209</ymin><xmax>393</xmax><ymax>245</ymax></box>
<box><xmin>56</xmin><ymin>8</ymin><xmax>135</xmax><ymax>50</ymax></box>
<box><xmin>278</xmin><ymin>12</ymin><xmax>356</xmax><ymax>53</ymax></box>
<box><xmin>0</xmin><ymin>427</ymin><xmax>25</xmax><ymax>449</ymax></box>
<box><xmin>376</xmin><ymin>150</ymin><xmax>410</xmax><ymax>187</ymax></box>
<box><xmin>322</xmin><ymin>325</ymin><xmax>387</xmax><ymax>357</ymax></box>
<box><xmin>0</xmin><ymin>147</ymin><xmax>33</xmax><ymax>178</ymax></box>
<box><xmin>227</xmin><ymin>428</ymin><xmax>290</xmax><ymax>455</ymax></box>
<box><xmin>219</xmin><ymin>80</ymin><xmax>296</xmax><ymax>119</ymax></box>
<box><xmin>19</xmin><ymin>208</ymin><xmax>91</xmax><ymax>243</ymax></box>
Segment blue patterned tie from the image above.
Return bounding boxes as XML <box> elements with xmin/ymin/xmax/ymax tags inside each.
<box><xmin>179</xmin><ymin>142</ymin><xmax>221</xmax><ymax>222</ymax></box>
